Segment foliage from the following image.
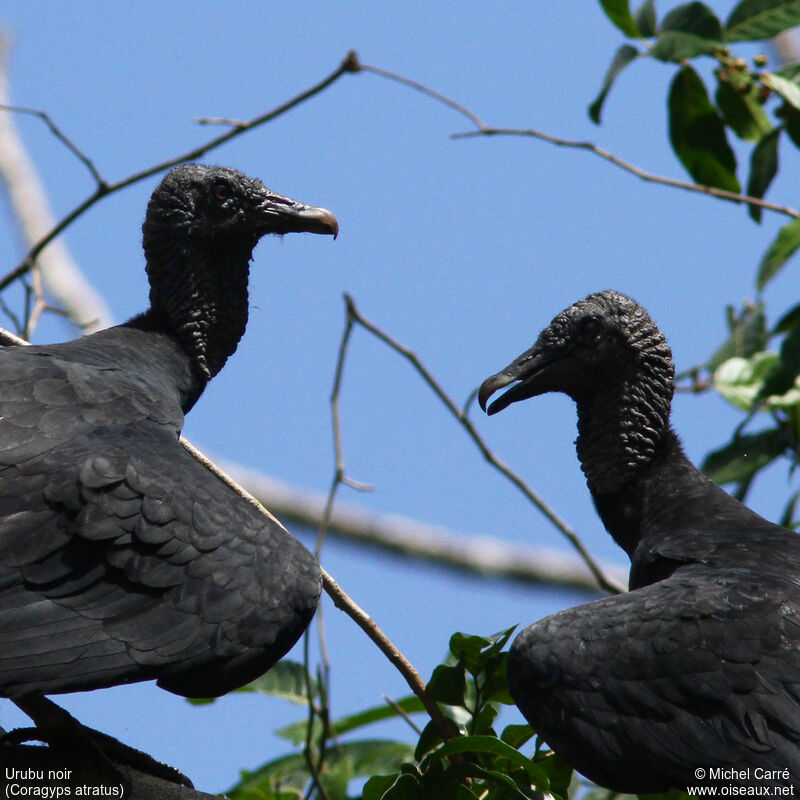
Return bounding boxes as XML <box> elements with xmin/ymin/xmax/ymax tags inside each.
<box><xmin>202</xmin><ymin>629</ymin><xmax>586</xmax><ymax>800</ymax></box>
<box><xmin>594</xmin><ymin>0</ymin><xmax>800</xmax><ymax>514</ymax></box>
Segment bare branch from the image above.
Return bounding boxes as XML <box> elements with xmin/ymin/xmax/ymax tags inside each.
<box><xmin>0</xmin><ymin>49</ymin><xmax>360</xmax><ymax>293</ymax></box>
<box><xmin>453</xmin><ymin>127</ymin><xmax>800</xmax><ymax>218</ymax></box>
<box><xmin>222</xmin><ymin>461</ymin><xmax>627</xmax><ymax>593</ymax></box>
<box><xmin>343</xmin><ymin>294</ymin><xmax>625</xmax><ymax>595</ymax></box>
<box><xmin>358</xmin><ymin>59</ymin><xmax>800</xmax><ymax>220</ymax></box>
<box><xmin>357</xmin><ymin>62</ymin><xmax>485</xmax><ymax>130</ymax></box>
<box><xmin>177</xmin><ymin>438</ymin><xmax>458</xmax><ymax>742</ymax></box>
<box><xmin>0</xmin><ymin>33</ymin><xmax>113</xmax><ymax>332</ymax></box>
<box><xmin>321</xmin><ymin>567</ymin><xmax>458</xmax><ymax>741</ymax></box>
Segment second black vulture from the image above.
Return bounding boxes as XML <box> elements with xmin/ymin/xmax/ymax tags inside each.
<box><xmin>479</xmin><ymin>290</ymin><xmax>800</xmax><ymax>792</ymax></box>
<box><xmin>0</xmin><ymin>164</ymin><xmax>337</xmax><ymax>710</ymax></box>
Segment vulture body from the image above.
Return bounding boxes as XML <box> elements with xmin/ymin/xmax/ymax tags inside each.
<box><xmin>0</xmin><ymin>164</ymin><xmax>337</xmax><ymax>701</ymax></box>
<box><xmin>479</xmin><ymin>291</ymin><xmax>800</xmax><ymax>792</ymax></box>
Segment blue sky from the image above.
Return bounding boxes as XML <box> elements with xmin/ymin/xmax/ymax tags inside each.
<box><xmin>0</xmin><ymin>2</ymin><xmax>798</xmax><ymax>793</ymax></box>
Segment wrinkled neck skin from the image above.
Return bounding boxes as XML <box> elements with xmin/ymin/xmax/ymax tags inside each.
<box><xmin>575</xmin><ymin>383</ymin><xmax>686</xmax><ymax>560</ymax></box>
<box><xmin>141</xmin><ymin>230</ymin><xmax>255</xmax><ymax>384</ymax></box>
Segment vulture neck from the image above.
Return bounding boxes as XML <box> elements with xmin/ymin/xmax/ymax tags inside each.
<box><xmin>575</xmin><ymin>377</ymin><xmax>681</xmax><ymax>560</ymax></box>
<box><xmin>139</xmin><ymin>233</ymin><xmax>256</xmax><ymax>386</ymax></box>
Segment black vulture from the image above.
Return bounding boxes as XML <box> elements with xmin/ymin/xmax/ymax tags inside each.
<box><xmin>479</xmin><ymin>290</ymin><xmax>800</xmax><ymax>792</ymax></box>
<box><xmin>0</xmin><ymin>164</ymin><xmax>336</xmax><ymax>708</ymax></box>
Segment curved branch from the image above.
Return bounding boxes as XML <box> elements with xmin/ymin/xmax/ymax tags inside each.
<box><xmin>358</xmin><ymin>61</ymin><xmax>800</xmax><ymax>220</ymax></box>
<box><xmin>0</xmin><ymin>49</ymin><xmax>360</xmax><ymax>292</ymax></box>
<box><xmin>343</xmin><ymin>294</ymin><xmax>625</xmax><ymax>595</ymax></box>
<box><xmin>453</xmin><ymin>127</ymin><xmax>800</xmax><ymax>217</ymax></box>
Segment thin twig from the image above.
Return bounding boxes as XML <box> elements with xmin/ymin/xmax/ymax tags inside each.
<box><xmin>177</xmin><ymin>437</ymin><xmax>457</xmax><ymax>742</ymax></box>
<box><xmin>321</xmin><ymin>568</ymin><xmax>457</xmax><ymax>741</ymax></box>
<box><xmin>343</xmin><ymin>294</ymin><xmax>624</xmax><ymax>596</ymax></box>
<box><xmin>358</xmin><ymin>60</ymin><xmax>800</xmax><ymax>220</ymax></box>
<box><xmin>0</xmin><ymin>323</ymin><xmax>30</xmax><ymax>346</ymax></box>
<box><xmin>0</xmin><ymin>103</ymin><xmax>105</xmax><ymax>185</ymax></box>
<box><xmin>454</xmin><ymin>127</ymin><xmax>800</xmax><ymax>218</ymax></box>
<box><xmin>0</xmin><ymin>49</ymin><xmax>360</xmax><ymax>292</ymax></box>
<box><xmin>357</xmin><ymin>63</ymin><xmax>485</xmax><ymax>130</ymax></box>
<box><xmin>383</xmin><ymin>695</ymin><xmax>423</xmax><ymax>736</ymax></box>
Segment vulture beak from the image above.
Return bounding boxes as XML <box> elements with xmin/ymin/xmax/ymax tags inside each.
<box><xmin>253</xmin><ymin>192</ymin><xmax>339</xmax><ymax>239</ymax></box>
<box><xmin>479</xmin><ymin>343</ymin><xmax>575</xmax><ymax>415</ymax></box>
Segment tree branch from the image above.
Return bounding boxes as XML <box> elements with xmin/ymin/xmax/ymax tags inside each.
<box><xmin>179</xmin><ymin>439</ymin><xmax>458</xmax><ymax>743</ymax></box>
<box><xmin>342</xmin><ymin>294</ymin><xmax>625</xmax><ymax>595</ymax></box>
<box><xmin>220</xmin><ymin>461</ymin><xmax>627</xmax><ymax>593</ymax></box>
<box><xmin>357</xmin><ymin>61</ymin><xmax>800</xmax><ymax>220</ymax></box>
<box><xmin>0</xmin><ymin>49</ymin><xmax>360</xmax><ymax>293</ymax></box>
<box><xmin>0</xmin><ymin>32</ymin><xmax>113</xmax><ymax>333</ymax></box>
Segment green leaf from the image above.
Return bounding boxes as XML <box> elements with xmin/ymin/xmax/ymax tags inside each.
<box><xmin>668</xmin><ymin>66</ymin><xmax>740</xmax><ymax>192</ymax></box>
<box><xmin>449</xmin><ymin>632</ymin><xmax>491</xmax><ymax>673</ymax></box>
<box><xmin>414</xmin><ymin>719</ymin><xmax>446</xmax><ymax>761</ymax></box>
<box><xmin>379</xmin><ymin>773</ymin><xmax>422</xmax><ymax>800</ymax></box>
<box><xmin>460</xmin><ymin>763</ymin><xmax>535</xmax><ymax>799</ymax></box>
<box><xmin>277</xmin><ymin>695</ymin><xmax>426</xmax><ymax>745</ymax></box>
<box><xmin>715</xmin><ymin>80</ymin><xmax>772</xmax><ymax>142</ymax></box>
<box><xmin>713</xmin><ymin>351</ymin><xmax>779</xmax><ymax>410</ymax></box>
<box><xmin>774</xmin><ymin>301</ymin><xmax>800</xmax><ymax>334</ymax></box>
<box><xmin>589</xmin><ymin>44</ymin><xmax>640</xmax><ymax>124</ymax></box>
<box><xmin>761</xmin><ymin>72</ymin><xmax>800</xmax><ymax>111</ymax></box>
<box><xmin>227</xmin><ymin>752</ymin><xmax>309</xmax><ymax>799</ymax></box>
<box><xmin>363</xmin><ymin>774</ymin><xmax>399</xmax><ymax>800</ymax></box>
<box><xmin>429</xmin><ymin>735</ymin><xmax>551</xmax><ymax>786</ymax></box>
<box><xmin>726</xmin><ymin>0</ymin><xmax>800</xmax><ymax>42</ymax></box>
<box><xmin>702</xmin><ymin>427</ymin><xmax>788</xmax><ymax>484</ymax></box>
<box><xmin>428</xmin><ymin>663</ymin><xmax>466</xmax><ymax>706</ymax></box>
<box><xmin>783</xmin><ymin>107</ymin><xmax>800</xmax><ymax>150</ymax></box>
<box><xmin>237</xmin><ymin>660</ymin><xmax>318</xmax><ymax>705</ymax></box>
<box><xmin>663</xmin><ymin>2</ymin><xmax>724</xmax><ymax>37</ymax></box>
<box><xmin>534</xmin><ymin>751</ymin><xmax>574</xmax><ymax>797</ymax></box>
<box><xmin>651</xmin><ymin>2</ymin><xmax>724</xmax><ymax>60</ymax></box>
<box><xmin>651</xmin><ymin>31</ymin><xmax>723</xmax><ymax>60</ymax></box>
<box><xmin>500</xmin><ymin>723</ymin><xmax>535</xmax><ymax>749</ymax></box>
<box><xmin>761</xmin><ymin>324</ymin><xmax>800</xmax><ymax>399</ymax></box>
<box><xmin>337</xmin><ymin>739</ymin><xmax>416</xmax><ymax>779</ymax></box>
<box><xmin>757</xmin><ymin>216</ymin><xmax>800</xmax><ymax>290</ymax></box>
<box><xmin>480</xmin><ymin>653</ymin><xmax>513</xmax><ymax>705</ymax></box>
<box><xmin>746</xmin><ymin>127</ymin><xmax>781</xmax><ymax>222</ymax></box>
<box><xmin>599</xmin><ymin>0</ymin><xmax>641</xmax><ymax>36</ymax></box>
<box><xmin>635</xmin><ymin>0</ymin><xmax>657</xmax><ymax>36</ymax></box>
<box><xmin>707</xmin><ymin>302</ymin><xmax>767</xmax><ymax>371</ymax></box>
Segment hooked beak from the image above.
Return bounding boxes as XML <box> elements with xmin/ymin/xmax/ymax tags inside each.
<box><xmin>479</xmin><ymin>344</ymin><xmax>575</xmax><ymax>416</ymax></box>
<box><xmin>254</xmin><ymin>191</ymin><xmax>339</xmax><ymax>239</ymax></box>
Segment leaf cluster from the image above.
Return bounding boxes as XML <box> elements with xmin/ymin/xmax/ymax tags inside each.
<box><xmin>200</xmin><ymin>630</ymin><xmax>584</xmax><ymax>800</ymax></box>
<box><xmin>594</xmin><ymin>1</ymin><xmax>800</xmax><ymax>227</ymax></box>
<box><xmin>594</xmin><ymin>1</ymin><xmax>800</xmax><ymax>515</ymax></box>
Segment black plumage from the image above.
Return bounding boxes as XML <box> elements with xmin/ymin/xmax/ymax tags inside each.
<box><xmin>479</xmin><ymin>291</ymin><xmax>800</xmax><ymax>792</ymax></box>
<box><xmin>0</xmin><ymin>164</ymin><xmax>337</xmax><ymax>702</ymax></box>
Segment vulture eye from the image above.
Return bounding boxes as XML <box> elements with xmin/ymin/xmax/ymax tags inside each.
<box><xmin>213</xmin><ymin>183</ymin><xmax>230</xmax><ymax>202</ymax></box>
<box><xmin>579</xmin><ymin>316</ymin><xmax>604</xmax><ymax>340</ymax></box>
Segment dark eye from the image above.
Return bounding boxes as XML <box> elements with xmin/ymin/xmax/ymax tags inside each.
<box><xmin>213</xmin><ymin>183</ymin><xmax>230</xmax><ymax>202</ymax></box>
<box><xmin>579</xmin><ymin>316</ymin><xmax>604</xmax><ymax>340</ymax></box>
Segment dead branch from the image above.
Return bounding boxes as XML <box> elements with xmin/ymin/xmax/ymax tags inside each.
<box><xmin>342</xmin><ymin>294</ymin><xmax>625</xmax><ymax>595</ymax></box>
<box><xmin>0</xmin><ymin>49</ymin><xmax>359</xmax><ymax>293</ymax></box>
<box><xmin>219</xmin><ymin>463</ymin><xmax>628</xmax><ymax>592</ymax></box>
<box><xmin>0</xmin><ymin>33</ymin><xmax>113</xmax><ymax>333</ymax></box>
<box><xmin>357</xmin><ymin>61</ymin><xmax>800</xmax><ymax>220</ymax></box>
